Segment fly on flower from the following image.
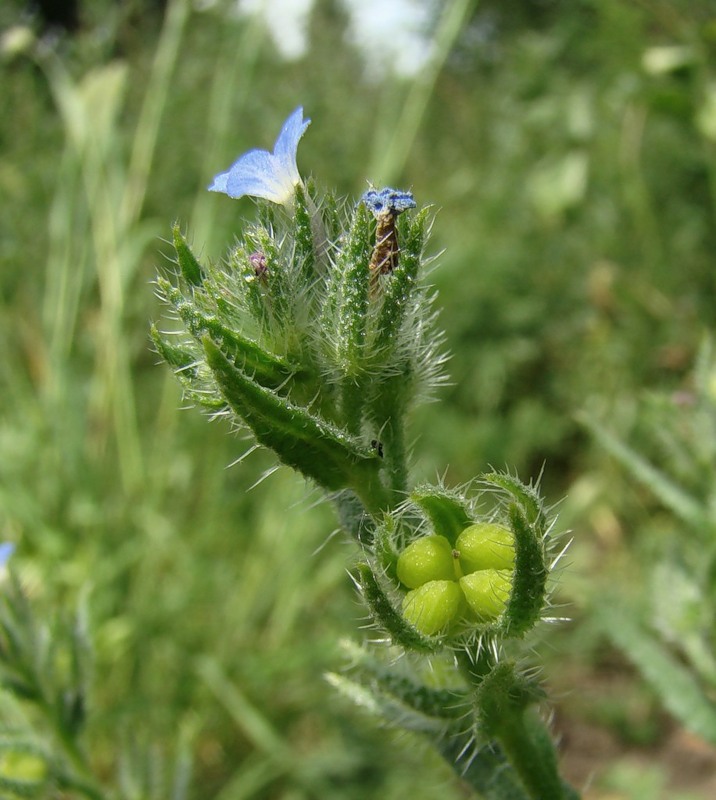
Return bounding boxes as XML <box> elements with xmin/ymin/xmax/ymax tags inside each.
<box><xmin>209</xmin><ymin>107</ymin><xmax>310</xmax><ymax>205</ymax></box>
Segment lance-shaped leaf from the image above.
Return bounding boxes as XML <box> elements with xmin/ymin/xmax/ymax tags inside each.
<box><xmin>204</xmin><ymin>337</ymin><xmax>385</xmax><ymax>499</ymax></box>
<box><xmin>325</xmin><ymin>672</ymin><xmax>447</xmax><ymax>735</ymax></box>
<box><xmin>338</xmin><ymin>639</ymin><xmax>469</xmax><ymax>721</ymax></box>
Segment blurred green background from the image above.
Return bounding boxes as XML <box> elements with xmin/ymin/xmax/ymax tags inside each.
<box><xmin>2</xmin><ymin>0</ymin><xmax>716</xmax><ymax>798</ymax></box>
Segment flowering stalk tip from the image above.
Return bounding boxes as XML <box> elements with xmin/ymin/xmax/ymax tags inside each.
<box><xmin>209</xmin><ymin>106</ymin><xmax>310</xmax><ymax>205</ymax></box>
<box><xmin>361</xmin><ymin>187</ymin><xmax>417</xmax><ymax>289</ymax></box>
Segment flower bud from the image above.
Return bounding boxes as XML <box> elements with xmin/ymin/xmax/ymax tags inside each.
<box><xmin>396</xmin><ymin>535</ymin><xmax>455</xmax><ymax>589</ymax></box>
<box><xmin>402</xmin><ymin>580</ymin><xmax>463</xmax><ymax>635</ymax></box>
<box><xmin>456</xmin><ymin>523</ymin><xmax>515</xmax><ymax>573</ymax></box>
<box><xmin>459</xmin><ymin>569</ymin><xmax>512</xmax><ymax>621</ymax></box>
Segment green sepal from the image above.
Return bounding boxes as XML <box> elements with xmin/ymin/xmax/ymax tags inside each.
<box><xmin>159</xmin><ymin>279</ymin><xmax>296</xmax><ymax>391</ymax></box>
<box><xmin>335</xmin><ymin>201</ymin><xmax>373</xmax><ymax>373</ymax></box>
<box><xmin>149</xmin><ymin>323</ymin><xmax>224</xmax><ymax>409</ymax></box>
<box><xmin>172</xmin><ymin>223</ymin><xmax>204</xmax><ymax>287</ymax></box>
<box><xmin>355</xmin><ymin>563</ymin><xmax>441</xmax><ymax>653</ymax></box>
<box><xmin>293</xmin><ymin>183</ymin><xmax>315</xmax><ymax>282</ymax></box>
<box><xmin>204</xmin><ymin>337</ymin><xmax>383</xmax><ymax>496</ymax></box>
<box><xmin>483</xmin><ymin>472</ymin><xmax>547</xmax><ymax>537</ymax></box>
<box><xmin>374</xmin><ymin>515</ymin><xmax>400</xmax><ymax>582</ymax></box>
<box><xmin>501</xmin><ymin>503</ymin><xmax>548</xmax><ymax>636</ymax></box>
<box><xmin>149</xmin><ymin>324</ymin><xmax>196</xmax><ymax>372</ymax></box>
<box><xmin>410</xmin><ymin>485</ymin><xmax>473</xmax><ymax>545</ymax></box>
<box><xmin>370</xmin><ymin>671</ymin><xmax>468</xmax><ymax>722</ymax></box>
<box><xmin>318</xmin><ymin>188</ymin><xmax>341</xmax><ymax>242</ymax></box>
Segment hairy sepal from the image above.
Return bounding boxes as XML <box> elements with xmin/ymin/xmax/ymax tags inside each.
<box><xmin>355</xmin><ymin>563</ymin><xmax>442</xmax><ymax>653</ymax></box>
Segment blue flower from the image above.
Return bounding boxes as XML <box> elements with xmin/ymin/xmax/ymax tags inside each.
<box><xmin>209</xmin><ymin>107</ymin><xmax>311</xmax><ymax>205</ymax></box>
<box><xmin>0</xmin><ymin>542</ymin><xmax>14</xmax><ymax>567</ymax></box>
<box><xmin>362</xmin><ymin>187</ymin><xmax>416</xmax><ymax>216</ymax></box>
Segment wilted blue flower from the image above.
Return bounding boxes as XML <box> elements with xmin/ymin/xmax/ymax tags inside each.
<box><xmin>0</xmin><ymin>542</ymin><xmax>14</xmax><ymax>567</ymax></box>
<box><xmin>362</xmin><ymin>187</ymin><xmax>416</xmax><ymax>217</ymax></box>
<box><xmin>209</xmin><ymin>107</ymin><xmax>310</xmax><ymax>205</ymax></box>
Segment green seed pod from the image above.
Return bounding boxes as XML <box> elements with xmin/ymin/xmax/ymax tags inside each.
<box><xmin>396</xmin><ymin>535</ymin><xmax>456</xmax><ymax>589</ymax></box>
<box><xmin>402</xmin><ymin>580</ymin><xmax>463</xmax><ymax>635</ymax></box>
<box><xmin>459</xmin><ymin>570</ymin><xmax>512</xmax><ymax>621</ymax></box>
<box><xmin>456</xmin><ymin>523</ymin><xmax>515</xmax><ymax>573</ymax></box>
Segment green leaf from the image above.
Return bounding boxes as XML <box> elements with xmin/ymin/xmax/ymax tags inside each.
<box><xmin>160</xmin><ymin>281</ymin><xmax>297</xmax><ymax>391</ymax></box>
<box><xmin>579</xmin><ymin>415</ymin><xmax>706</xmax><ymax>529</ymax></box>
<box><xmin>599</xmin><ymin>608</ymin><xmax>716</xmax><ymax>745</ymax></box>
<box><xmin>325</xmin><ymin>672</ymin><xmax>446</xmax><ymax>735</ymax></box>
<box><xmin>338</xmin><ymin>640</ymin><xmax>468</xmax><ymax>720</ymax></box>
<box><xmin>204</xmin><ymin>337</ymin><xmax>385</xmax><ymax>500</ymax></box>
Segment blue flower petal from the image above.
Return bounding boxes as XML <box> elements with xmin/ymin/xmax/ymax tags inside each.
<box><xmin>225</xmin><ymin>149</ymin><xmax>287</xmax><ymax>201</ymax></box>
<box><xmin>362</xmin><ymin>187</ymin><xmax>416</xmax><ymax>216</ymax></box>
<box><xmin>274</xmin><ymin>106</ymin><xmax>310</xmax><ymax>163</ymax></box>
<box><xmin>209</xmin><ymin>106</ymin><xmax>311</xmax><ymax>205</ymax></box>
<box><xmin>0</xmin><ymin>542</ymin><xmax>15</xmax><ymax>567</ymax></box>
<box><xmin>208</xmin><ymin>170</ymin><xmax>230</xmax><ymax>193</ymax></box>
